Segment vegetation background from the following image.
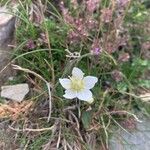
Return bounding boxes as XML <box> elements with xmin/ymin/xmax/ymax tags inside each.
<box><xmin>0</xmin><ymin>0</ymin><xmax>150</xmax><ymax>149</ymax></box>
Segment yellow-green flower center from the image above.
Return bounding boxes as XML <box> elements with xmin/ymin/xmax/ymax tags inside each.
<box><xmin>70</xmin><ymin>77</ymin><xmax>85</xmax><ymax>92</ymax></box>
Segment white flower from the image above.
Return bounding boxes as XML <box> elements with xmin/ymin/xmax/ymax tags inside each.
<box><xmin>59</xmin><ymin>67</ymin><xmax>98</xmax><ymax>103</ymax></box>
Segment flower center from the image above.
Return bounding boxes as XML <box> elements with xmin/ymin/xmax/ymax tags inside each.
<box><xmin>70</xmin><ymin>77</ymin><xmax>85</xmax><ymax>92</ymax></box>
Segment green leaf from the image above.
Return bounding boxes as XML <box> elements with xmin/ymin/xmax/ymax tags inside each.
<box><xmin>81</xmin><ymin>111</ymin><xmax>92</xmax><ymax>129</ymax></box>
<box><xmin>137</xmin><ymin>79</ymin><xmax>150</xmax><ymax>88</ymax></box>
<box><xmin>117</xmin><ymin>82</ymin><xmax>128</xmax><ymax>92</ymax></box>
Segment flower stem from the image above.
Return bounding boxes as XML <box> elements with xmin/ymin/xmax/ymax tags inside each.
<box><xmin>76</xmin><ymin>98</ymin><xmax>81</xmax><ymax>118</ymax></box>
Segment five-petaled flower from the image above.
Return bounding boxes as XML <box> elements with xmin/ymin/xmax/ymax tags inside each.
<box><xmin>59</xmin><ymin>67</ymin><xmax>98</xmax><ymax>103</ymax></box>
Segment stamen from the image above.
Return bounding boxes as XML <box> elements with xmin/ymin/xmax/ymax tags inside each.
<box><xmin>70</xmin><ymin>77</ymin><xmax>85</xmax><ymax>92</ymax></box>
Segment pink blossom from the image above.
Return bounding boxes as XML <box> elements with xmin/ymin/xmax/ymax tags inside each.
<box><xmin>68</xmin><ymin>18</ymin><xmax>88</xmax><ymax>43</ymax></box>
<box><xmin>86</xmin><ymin>18</ymin><xmax>98</xmax><ymax>30</ymax></box>
<box><xmin>111</xmin><ymin>70</ymin><xmax>123</xmax><ymax>82</ymax></box>
<box><xmin>86</xmin><ymin>0</ymin><xmax>100</xmax><ymax>13</ymax></box>
<box><xmin>60</xmin><ymin>1</ymin><xmax>74</xmax><ymax>24</ymax></box>
<box><xmin>142</xmin><ymin>42</ymin><xmax>150</xmax><ymax>50</ymax></box>
<box><xmin>91</xmin><ymin>39</ymin><xmax>102</xmax><ymax>55</ymax></box>
<box><xmin>26</xmin><ymin>39</ymin><xmax>36</xmax><ymax>50</ymax></box>
<box><xmin>106</xmin><ymin>42</ymin><xmax>116</xmax><ymax>53</ymax></box>
<box><xmin>118</xmin><ymin>53</ymin><xmax>130</xmax><ymax>62</ymax></box>
<box><xmin>117</xmin><ymin>0</ymin><xmax>130</xmax><ymax>8</ymax></box>
<box><xmin>101</xmin><ymin>8</ymin><xmax>113</xmax><ymax>23</ymax></box>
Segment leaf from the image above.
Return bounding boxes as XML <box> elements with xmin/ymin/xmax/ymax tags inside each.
<box><xmin>132</xmin><ymin>58</ymin><xmax>150</xmax><ymax>68</ymax></box>
<box><xmin>117</xmin><ymin>82</ymin><xmax>128</xmax><ymax>92</ymax></box>
<box><xmin>81</xmin><ymin>110</ymin><xmax>92</xmax><ymax>129</ymax></box>
<box><xmin>137</xmin><ymin>80</ymin><xmax>150</xmax><ymax>88</ymax></box>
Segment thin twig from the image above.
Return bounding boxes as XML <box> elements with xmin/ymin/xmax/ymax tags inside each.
<box><xmin>9</xmin><ymin>125</ymin><xmax>54</xmax><ymax>132</ymax></box>
<box><xmin>46</xmin><ymin>82</ymin><xmax>52</xmax><ymax>122</ymax></box>
<box><xmin>108</xmin><ymin>110</ymin><xmax>142</xmax><ymax>123</ymax></box>
<box><xmin>101</xmin><ymin>116</ymin><xmax>109</xmax><ymax>149</ymax></box>
<box><xmin>12</xmin><ymin>64</ymin><xmax>52</xmax><ymax>122</ymax></box>
<box><xmin>56</xmin><ymin>124</ymin><xmax>61</xmax><ymax>149</ymax></box>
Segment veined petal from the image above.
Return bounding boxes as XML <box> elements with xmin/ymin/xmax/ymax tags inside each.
<box><xmin>63</xmin><ymin>90</ymin><xmax>77</xmax><ymax>99</ymax></box>
<box><xmin>59</xmin><ymin>78</ymin><xmax>71</xmax><ymax>89</ymax></box>
<box><xmin>77</xmin><ymin>89</ymin><xmax>93</xmax><ymax>101</ymax></box>
<box><xmin>83</xmin><ymin>76</ymin><xmax>98</xmax><ymax>89</ymax></box>
<box><xmin>72</xmin><ymin>67</ymin><xmax>84</xmax><ymax>79</ymax></box>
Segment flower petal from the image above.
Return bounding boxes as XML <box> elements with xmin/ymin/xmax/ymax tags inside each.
<box><xmin>59</xmin><ymin>78</ymin><xmax>71</xmax><ymax>89</ymax></box>
<box><xmin>63</xmin><ymin>90</ymin><xmax>77</xmax><ymax>99</ymax></box>
<box><xmin>72</xmin><ymin>67</ymin><xmax>84</xmax><ymax>79</ymax></box>
<box><xmin>77</xmin><ymin>89</ymin><xmax>93</xmax><ymax>101</ymax></box>
<box><xmin>83</xmin><ymin>76</ymin><xmax>98</xmax><ymax>89</ymax></box>
<box><xmin>86</xmin><ymin>98</ymin><xmax>94</xmax><ymax>104</ymax></box>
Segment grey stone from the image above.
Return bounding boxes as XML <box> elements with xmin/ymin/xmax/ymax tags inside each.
<box><xmin>0</xmin><ymin>7</ymin><xmax>16</xmax><ymax>85</ymax></box>
<box><xmin>1</xmin><ymin>84</ymin><xmax>29</xmax><ymax>102</ymax></box>
<box><xmin>109</xmin><ymin>117</ymin><xmax>150</xmax><ymax>150</ymax></box>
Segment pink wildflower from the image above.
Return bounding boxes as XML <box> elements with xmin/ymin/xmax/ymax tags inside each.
<box><xmin>111</xmin><ymin>70</ymin><xmax>123</xmax><ymax>82</ymax></box>
<box><xmin>26</xmin><ymin>39</ymin><xmax>36</xmax><ymax>50</ymax></box>
<box><xmin>91</xmin><ymin>39</ymin><xmax>102</xmax><ymax>55</ymax></box>
<box><xmin>101</xmin><ymin>8</ymin><xmax>113</xmax><ymax>23</ymax></box>
<box><xmin>118</xmin><ymin>53</ymin><xmax>130</xmax><ymax>62</ymax></box>
<box><xmin>86</xmin><ymin>0</ymin><xmax>100</xmax><ymax>13</ymax></box>
<box><xmin>117</xmin><ymin>0</ymin><xmax>130</xmax><ymax>8</ymax></box>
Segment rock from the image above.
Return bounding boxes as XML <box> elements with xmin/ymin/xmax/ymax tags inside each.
<box><xmin>0</xmin><ymin>7</ymin><xmax>16</xmax><ymax>86</ymax></box>
<box><xmin>109</xmin><ymin>116</ymin><xmax>150</xmax><ymax>150</ymax></box>
<box><xmin>1</xmin><ymin>84</ymin><xmax>29</xmax><ymax>102</ymax></box>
